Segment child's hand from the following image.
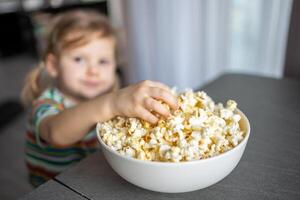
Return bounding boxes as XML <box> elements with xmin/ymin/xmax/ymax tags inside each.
<box><xmin>111</xmin><ymin>80</ymin><xmax>178</xmax><ymax>124</ymax></box>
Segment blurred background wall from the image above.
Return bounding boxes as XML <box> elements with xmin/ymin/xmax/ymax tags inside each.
<box><xmin>110</xmin><ymin>0</ymin><xmax>293</xmax><ymax>90</ymax></box>
<box><xmin>0</xmin><ymin>0</ymin><xmax>299</xmax><ymax>199</ymax></box>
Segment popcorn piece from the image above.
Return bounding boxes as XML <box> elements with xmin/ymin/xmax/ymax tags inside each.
<box><xmin>98</xmin><ymin>90</ymin><xmax>245</xmax><ymax>162</ymax></box>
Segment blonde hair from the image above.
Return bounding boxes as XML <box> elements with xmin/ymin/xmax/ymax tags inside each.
<box><xmin>21</xmin><ymin>9</ymin><xmax>118</xmax><ymax>107</ymax></box>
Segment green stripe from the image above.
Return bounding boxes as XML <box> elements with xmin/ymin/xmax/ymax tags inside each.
<box><xmin>26</xmin><ymin>141</ymin><xmax>90</xmax><ymax>155</ymax></box>
<box><xmin>26</xmin><ymin>152</ymin><xmax>81</xmax><ymax>166</ymax></box>
<box><xmin>26</xmin><ymin>139</ymin><xmax>97</xmax><ymax>153</ymax></box>
<box><xmin>26</xmin><ymin>148</ymin><xmax>83</xmax><ymax>163</ymax></box>
<box><xmin>26</xmin><ymin>156</ymin><xmax>68</xmax><ymax>172</ymax></box>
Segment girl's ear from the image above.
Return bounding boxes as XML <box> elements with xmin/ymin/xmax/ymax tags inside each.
<box><xmin>45</xmin><ymin>53</ymin><xmax>59</xmax><ymax>78</ymax></box>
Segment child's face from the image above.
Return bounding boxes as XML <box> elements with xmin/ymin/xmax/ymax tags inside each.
<box><xmin>54</xmin><ymin>37</ymin><xmax>116</xmax><ymax>102</ymax></box>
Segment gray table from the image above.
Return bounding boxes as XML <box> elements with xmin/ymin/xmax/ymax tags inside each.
<box><xmin>22</xmin><ymin>74</ymin><xmax>300</xmax><ymax>199</ymax></box>
<box><xmin>19</xmin><ymin>180</ymin><xmax>85</xmax><ymax>200</ymax></box>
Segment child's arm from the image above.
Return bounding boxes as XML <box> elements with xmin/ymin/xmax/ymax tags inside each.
<box><xmin>39</xmin><ymin>93</ymin><xmax>115</xmax><ymax>147</ymax></box>
<box><xmin>39</xmin><ymin>80</ymin><xmax>178</xmax><ymax>147</ymax></box>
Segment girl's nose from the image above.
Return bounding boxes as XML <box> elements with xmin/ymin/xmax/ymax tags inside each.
<box><xmin>86</xmin><ymin>64</ymin><xmax>100</xmax><ymax>76</ymax></box>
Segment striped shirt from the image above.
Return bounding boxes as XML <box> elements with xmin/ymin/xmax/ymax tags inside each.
<box><xmin>25</xmin><ymin>87</ymin><xmax>99</xmax><ymax>187</ymax></box>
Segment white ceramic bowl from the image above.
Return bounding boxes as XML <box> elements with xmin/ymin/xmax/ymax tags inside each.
<box><xmin>96</xmin><ymin>109</ymin><xmax>250</xmax><ymax>193</ymax></box>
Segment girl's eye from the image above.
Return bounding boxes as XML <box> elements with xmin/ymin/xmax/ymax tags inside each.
<box><xmin>73</xmin><ymin>57</ymin><xmax>84</xmax><ymax>63</ymax></box>
<box><xmin>99</xmin><ymin>59</ymin><xmax>110</xmax><ymax>65</ymax></box>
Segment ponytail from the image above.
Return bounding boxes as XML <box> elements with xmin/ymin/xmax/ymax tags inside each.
<box><xmin>21</xmin><ymin>63</ymin><xmax>53</xmax><ymax>107</ymax></box>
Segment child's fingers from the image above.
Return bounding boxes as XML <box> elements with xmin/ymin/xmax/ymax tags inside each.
<box><xmin>148</xmin><ymin>87</ymin><xmax>178</xmax><ymax>110</ymax></box>
<box><xmin>136</xmin><ymin>106</ymin><xmax>158</xmax><ymax>124</ymax></box>
<box><xmin>152</xmin><ymin>82</ymin><xmax>171</xmax><ymax>92</ymax></box>
<box><xmin>151</xmin><ymin>82</ymin><xmax>171</xmax><ymax>92</ymax></box>
<box><xmin>144</xmin><ymin>80</ymin><xmax>171</xmax><ymax>92</ymax></box>
<box><xmin>144</xmin><ymin>97</ymin><xmax>170</xmax><ymax>118</ymax></box>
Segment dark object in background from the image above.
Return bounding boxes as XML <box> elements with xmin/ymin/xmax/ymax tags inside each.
<box><xmin>0</xmin><ymin>100</ymin><xmax>24</xmax><ymax>130</ymax></box>
<box><xmin>0</xmin><ymin>12</ymin><xmax>36</xmax><ymax>57</ymax></box>
<box><xmin>284</xmin><ymin>0</ymin><xmax>300</xmax><ymax>80</ymax></box>
<box><xmin>0</xmin><ymin>1</ymin><xmax>108</xmax><ymax>59</ymax></box>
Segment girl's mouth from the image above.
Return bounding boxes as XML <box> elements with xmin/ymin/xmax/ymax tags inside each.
<box><xmin>81</xmin><ymin>80</ymin><xmax>101</xmax><ymax>88</ymax></box>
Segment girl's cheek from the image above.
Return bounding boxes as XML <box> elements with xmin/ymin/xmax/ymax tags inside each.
<box><xmin>62</xmin><ymin>69</ymin><xmax>82</xmax><ymax>84</ymax></box>
<box><xmin>70</xmin><ymin>65</ymin><xmax>85</xmax><ymax>76</ymax></box>
<box><xmin>108</xmin><ymin>68</ymin><xmax>115</xmax><ymax>78</ymax></box>
<box><xmin>100</xmin><ymin>64</ymin><xmax>115</xmax><ymax>76</ymax></box>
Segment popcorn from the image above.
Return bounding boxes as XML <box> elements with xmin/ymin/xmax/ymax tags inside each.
<box><xmin>98</xmin><ymin>90</ymin><xmax>245</xmax><ymax>162</ymax></box>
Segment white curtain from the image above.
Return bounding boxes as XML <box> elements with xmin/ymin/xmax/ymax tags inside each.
<box><xmin>108</xmin><ymin>0</ymin><xmax>293</xmax><ymax>90</ymax></box>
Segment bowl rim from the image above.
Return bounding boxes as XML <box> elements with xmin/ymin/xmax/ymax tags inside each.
<box><xmin>96</xmin><ymin>109</ymin><xmax>250</xmax><ymax>166</ymax></box>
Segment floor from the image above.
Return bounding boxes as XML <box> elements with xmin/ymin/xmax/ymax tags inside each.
<box><xmin>0</xmin><ymin>54</ymin><xmax>37</xmax><ymax>199</ymax></box>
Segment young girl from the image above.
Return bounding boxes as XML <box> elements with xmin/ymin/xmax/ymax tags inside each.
<box><xmin>21</xmin><ymin>10</ymin><xmax>178</xmax><ymax>187</ymax></box>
